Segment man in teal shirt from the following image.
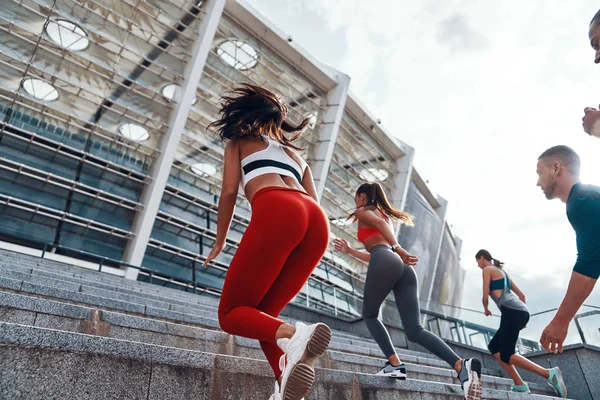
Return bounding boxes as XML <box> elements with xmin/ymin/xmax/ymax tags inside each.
<box><xmin>536</xmin><ymin>146</ymin><xmax>600</xmax><ymax>352</ymax></box>
<box><xmin>582</xmin><ymin>9</ymin><xmax>600</xmax><ymax>137</ymax></box>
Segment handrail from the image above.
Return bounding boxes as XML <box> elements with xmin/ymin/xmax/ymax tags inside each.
<box><xmin>6</xmin><ymin>241</ymin><xmax>593</xmax><ymax>353</ymax></box>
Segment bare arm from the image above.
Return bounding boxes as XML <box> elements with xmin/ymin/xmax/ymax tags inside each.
<box><xmin>540</xmin><ymin>271</ymin><xmax>597</xmax><ymax>352</ymax></box>
<box><xmin>347</xmin><ymin>247</ymin><xmax>371</xmax><ymax>262</ymax></box>
<box><xmin>203</xmin><ymin>141</ymin><xmax>240</xmax><ymax>266</ymax></box>
<box><xmin>333</xmin><ymin>239</ymin><xmax>370</xmax><ymax>262</ymax></box>
<box><xmin>482</xmin><ymin>268</ymin><xmax>491</xmax><ymax>314</ymax></box>
<box><xmin>553</xmin><ymin>271</ymin><xmax>597</xmax><ymax>324</ymax></box>
<box><xmin>215</xmin><ymin>140</ymin><xmax>241</xmax><ymax>243</ymax></box>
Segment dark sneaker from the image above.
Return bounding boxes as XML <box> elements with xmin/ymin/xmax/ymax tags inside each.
<box><xmin>375</xmin><ymin>361</ymin><xmax>407</xmax><ymax>380</ymax></box>
<box><xmin>458</xmin><ymin>358</ymin><xmax>483</xmax><ymax>400</ymax></box>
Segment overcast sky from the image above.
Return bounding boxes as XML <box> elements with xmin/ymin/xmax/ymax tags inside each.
<box><xmin>246</xmin><ymin>0</ymin><xmax>600</xmax><ymax>343</ymax></box>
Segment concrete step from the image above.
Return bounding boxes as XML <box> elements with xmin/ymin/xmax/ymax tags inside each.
<box><xmin>0</xmin><ymin>291</ymin><xmax>557</xmax><ymax>396</ymax></box>
<box><xmin>0</xmin><ymin>260</ymin><xmax>447</xmax><ymax>363</ymax></box>
<box><xmin>0</xmin><ymin>322</ymin><xmax>569</xmax><ymax>399</ymax></box>
<box><xmin>0</xmin><ymin>265</ymin><xmax>219</xmax><ymax>314</ymax></box>
<box><xmin>0</xmin><ymin>252</ymin><xmax>219</xmax><ymax>306</ymax></box>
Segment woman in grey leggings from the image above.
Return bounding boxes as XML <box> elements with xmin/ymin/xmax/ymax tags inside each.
<box><xmin>334</xmin><ymin>182</ymin><xmax>482</xmax><ymax>400</ymax></box>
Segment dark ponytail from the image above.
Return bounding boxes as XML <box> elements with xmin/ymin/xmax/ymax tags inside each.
<box><xmin>475</xmin><ymin>249</ymin><xmax>504</xmax><ymax>268</ymax></box>
<box><xmin>208</xmin><ymin>84</ymin><xmax>313</xmax><ymax>151</ymax></box>
<box><xmin>350</xmin><ymin>182</ymin><xmax>414</xmax><ymax>226</ymax></box>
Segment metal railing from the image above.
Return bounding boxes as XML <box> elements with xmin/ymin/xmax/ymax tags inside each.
<box><xmin>8</xmin><ymin>242</ymin><xmax>598</xmax><ymax>355</ymax></box>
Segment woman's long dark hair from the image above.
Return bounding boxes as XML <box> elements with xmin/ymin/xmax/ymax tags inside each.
<box><xmin>349</xmin><ymin>183</ymin><xmax>414</xmax><ymax>226</ymax></box>
<box><xmin>208</xmin><ymin>84</ymin><xmax>314</xmax><ymax>151</ymax></box>
<box><xmin>475</xmin><ymin>249</ymin><xmax>504</xmax><ymax>268</ymax></box>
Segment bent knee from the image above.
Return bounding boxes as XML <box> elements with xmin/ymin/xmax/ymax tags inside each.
<box><xmin>405</xmin><ymin>325</ymin><xmax>424</xmax><ymax>342</ymax></box>
<box><xmin>500</xmin><ymin>351</ymin><xmax>514</xmax><ymax>364</ymax></box>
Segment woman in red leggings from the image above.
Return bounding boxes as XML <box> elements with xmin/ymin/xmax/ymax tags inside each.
<box><xmin>204</xmin><ymin>84</ymin><xmax>331</xmax><ymax>400</ymax></box>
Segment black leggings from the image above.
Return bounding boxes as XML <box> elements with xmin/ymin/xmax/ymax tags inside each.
<box><xmin>488</xmin><ymin>306</ymin><xmax>530</xmax><ymax>364</ymax></box>
<box><xmin>362</xmin><ymin>245</ymin><xmax>460</xmax><ymax>368</ymax></box>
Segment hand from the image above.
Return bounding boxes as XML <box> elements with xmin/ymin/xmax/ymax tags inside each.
<box><xmin>203</xmin><ymin>241</ymin><xmax>226</xmax><ymax>266</ymax></box>
<box><xmin>540</xmin><ymin>319</ymin><xmax>569</xmax><ymax>354</ymax></box>
<box><xmin>484</xmin><ymin>309</ymin><xmax>492</xmax><ymax>316</ymax></box>
<box><xmin>396</xmin><ymin>247</ymin><xmax>419</xmax><ymax>266</ymax></box>
<box><xmin>333</xmin><ymin>238</ymin><xmax>350</xmax><ymax>254</ymax></box>
<box><xmin>582</xmin><ymin>106</ymin><xmax>600</xmax><ymax>137</ymax></box>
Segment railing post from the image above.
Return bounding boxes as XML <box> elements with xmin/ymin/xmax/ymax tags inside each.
<box><xmin>574</xmin><ymin>316</ymin><xmax>587</xmax><ymax>345</ymax></box>
<box><xmin>98</xmin><ymin>259</ymin><xmax>104</xmax><ymax>272</ymax></box>
<box><xmin>192</xmin><ymin>260</ymin><xmax>197</xmax><ymax>293</ymax></box>
<box><xmin>148</xmin><ymin>272</ymin><xmax>153</xmax><ymax>284</ymax></box>
<box><xmin>454</xmin><ymin>321</ymin><xmax>460</xmax><ymax>343</ymax></box>
<box><xmin>305</xmin><ymin>282</ymin><xmax>310</xmax><ymax>308</ymax></box>
<box><xmin>41</xmin><ymin>243</ymin><xmax>47</xmax><ymax>259</ymax></box>
<box><xmin>462</xmin><ymin>325</ymin><xmax>469</xmax><ymax>346</ymax></box>
<box><xmin>333</xmin><ymin>287</ymin><xmax>338</xmax><ymax>316</ymax></box>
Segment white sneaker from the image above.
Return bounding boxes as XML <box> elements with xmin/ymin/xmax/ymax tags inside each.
<box><xmin>458</xmin><ymin>358</ymin><xmax>483</xmax><ymax>400</ymax></box>
<box><xmin>269</xmin><ymin>381</ymin><xmax>282</xmax><ymax>400</ymax></box>
<box><xmin>276</xmin><ymin>322</ymin><xmax>331</xmax><ymax>400</ymax></box>
<box><xmin>268</xmin><ymin>382</ymin><xmax>305</xmax><ymax>400</ymax></box>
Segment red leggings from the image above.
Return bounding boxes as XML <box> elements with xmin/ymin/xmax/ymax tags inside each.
<box><xmin>218</xmin><ymin>187</ymin><xmax>330</xmax><ymax>378</ymax></box>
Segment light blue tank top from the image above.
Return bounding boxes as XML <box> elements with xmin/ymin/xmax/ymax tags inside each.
<box><xmin>490</xmin><ymin>267</ymin><xmax>528</xmax><ymax>313</ymax></box>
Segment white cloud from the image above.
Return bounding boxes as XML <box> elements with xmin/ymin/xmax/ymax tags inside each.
<box><xmin>246</xmin><ymin>0</ymin><xmax>600</xmax><ymax>320</ymax></box>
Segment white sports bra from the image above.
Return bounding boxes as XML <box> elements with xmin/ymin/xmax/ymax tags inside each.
<box><xmin>240</xmin><ymin>137</ymin><xmax>303</xmax><ymax>188</ymax></box>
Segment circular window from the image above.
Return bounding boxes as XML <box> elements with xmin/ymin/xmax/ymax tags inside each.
<box><xmin>161</xmin><ymin>84</ymin><xmax>197</xmax><ymax>105</ymax></box>
<box><xmin>217</xmin><ymin>40</ymin><xmax>259</xmax><ymax>70</ymax></box>
<box><xmin>118</xmin><ymin>123</ymin><xmax>149</xmax><ymax>142</ymax></box>
<box><xmin>45</xmin><ymin>19</ymin><xmax>89</xmax><ymax>51</ymax></box>
<box><xmin>22</xmin><ymin>78</ymin><xmax>59</xmax><ymax>101</ymax></box>
<box><xmin>191</xmin><ymin>162</ymin><xmax>217</xmax><ymax>177</ymax></box>
<box><xmin>359</xmin><ymin>168</ymin><xmax>389</xmax><ymax>182</ymax></box>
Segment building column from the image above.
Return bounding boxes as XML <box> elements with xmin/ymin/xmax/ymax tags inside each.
<box><xmin>310</xmin><ymin>73</ymin><xmax>350</xmax><ymax>202</ymax></box>
<box><xmin>123</xmin><ymin>0</ymin><xmax>226</xmax><ymax>279</ymax></box>
<box><xmin>422</xmin><ymin>197</ymin><xmax>449</xmax><ymax>305</ymax></box>
<box><xmin>391</xmin><ymin>146</ymin><xmax>415</xmax><ymax>237</ymax></box>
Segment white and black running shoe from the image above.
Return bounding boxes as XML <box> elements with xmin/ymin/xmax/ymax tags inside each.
<box><xmin>276</xmin><ymin>322</ymin><xmax>331</xmax><ymax>400</ymax></box>
<box><xmin>374</xmin><ymin>361</ymin><xmax>407</xmax><ymax>380</ymax></box>
<box><xmin>458</xmin><ymin>358</ymin><xmax>483</xmax><ymax>400</ymax></box>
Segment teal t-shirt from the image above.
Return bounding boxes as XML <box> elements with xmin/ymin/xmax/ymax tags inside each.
<box><xmin>566</xmin><ymin>183</ymin><xmax>600</xmax><ymax>279</ymax></box>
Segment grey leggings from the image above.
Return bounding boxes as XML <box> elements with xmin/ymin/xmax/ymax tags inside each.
<box><xmin>363</xmin><ymin>245</ymin><xmax>460</xmax><ymax>368</ymax></box>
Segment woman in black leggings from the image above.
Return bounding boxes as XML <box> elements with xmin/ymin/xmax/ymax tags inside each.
<box><xmin>476</xmin><ymin>250</ymin><xmax>567</xmax><ymax>397</ymax></box>
<box><xmin>334</xmin><ymin>182</ymin><xmax>482</xmax><ymax>400</ymax></box>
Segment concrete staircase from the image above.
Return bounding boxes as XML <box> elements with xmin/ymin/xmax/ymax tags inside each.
<box><xmin>0</xmin><ymin>249</ymin><xmax>568</xmax><ymax>399</ymax></box>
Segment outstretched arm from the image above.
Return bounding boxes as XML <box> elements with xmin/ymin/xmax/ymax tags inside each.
<box><xmin>333</xmin><ymin>238</ymin><xmax>370</xmax><ymax>262</ymax></box>
<box><xmin>583</xmin><ymin>106</ymin><xmax>600</xmax><ymax>137</ymax></box>
<box><xmin>203</xmin><ymin>140</ymin><xmax>241</xmax><ymax>265</ymax></box>
<box><xmin>540</xmin><ymin>271</ymin><xmax>597</xmax><ymax>353</ymax></box>
<box><xmin>482</xmin><ymin>268</ymin><xmax>492</xmax><ymax>316</ymax></box>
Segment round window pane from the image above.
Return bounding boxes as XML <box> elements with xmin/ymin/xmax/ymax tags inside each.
<box><xmin>118</xmin><ymin>123</ymin><xmax>149</xmax><ymax>142</ymax></box>
<box><xmin>161</xmin><ymin>84</ymin><xmax>197</xmax><ymax>105</ymax></box>
<box><xmin>359</xmin><ymin>168</ymin><xmax>389</xmax><ymax>182</ymax></box>
<box><xmin>22</xmin><ymin>78</ymin><xmax>59</xmax><ymax>101</ymax></box>
<box><xmin>217</xmin><ymin>40</ymin><xmax>259</xmax><ymax>70</ymax></box>
<box><xmin>46</xmin><ymin>19</ymin><xmax>89</xmax><ymax>51</ymax></box>
<box><xmin>191</xmin><ymin>163</ymin><xmax>217</xmax><ymax>177</ymax></box>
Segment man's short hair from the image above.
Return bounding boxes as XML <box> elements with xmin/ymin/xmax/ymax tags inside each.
<box><xmin>591</xmin><ymin>9</ymin><xmax>600</xmax><ymax>26</ymax></box>
<box><xmin>538</xmin><ymin>145</ymin><xmax>581</xmax><ymax>176</ymax></box>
